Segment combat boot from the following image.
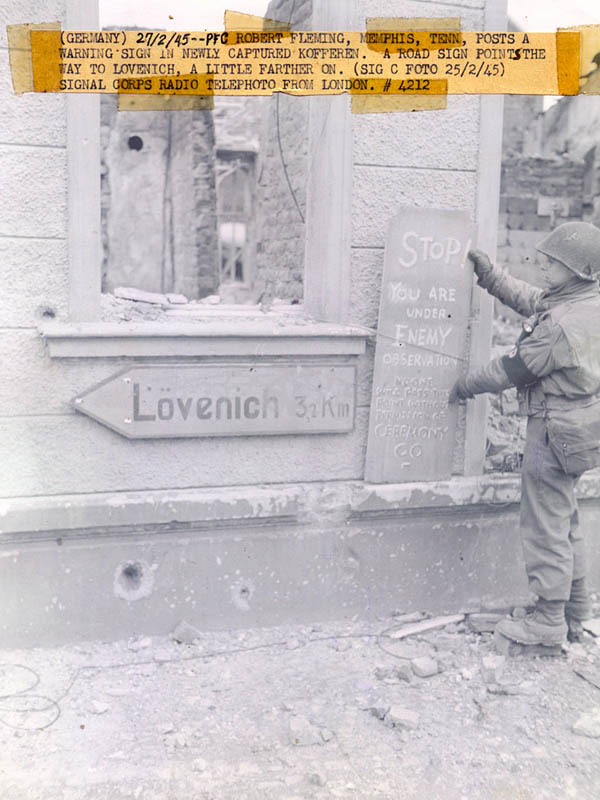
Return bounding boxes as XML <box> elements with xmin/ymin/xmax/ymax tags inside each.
<box><xmin>496</xmin><ymin>598</ymin><xmax>567</xmax><ymax>646</ymax></box>
<box><xmin>565</xmin><ymin>577</ymin><xmax>592</xmax><ymax>643</ymax></box>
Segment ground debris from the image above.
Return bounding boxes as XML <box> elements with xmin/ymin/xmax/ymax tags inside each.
<box><xmin>114</xmin><ymin>286</ymin><xmax>169</xmax><ymax>305</ymax></box>
<box><xmin>3</xmin><ymin>616</ymin><xmax>599</xmax><ymax>798</ymax></box>
<box><xmin>481</xmin><ymin>654</ymin><xmax>506</xmax><ymax>684</ymax></box>
<box><xmin>171</xmin><ymin>620</ymin><xmax>202</xmax><ymax>645</ymax></box>
<box><xmin>287</xmin><ymin>715</ymin><xmax>326</xmax><ymax>747</ymax></box>
<box><xmin>583</xmin><ymin>618</ymin><xmax>600</xmax><ymax>637</ymax></box>
<box><xmin>411</xmin><ymin>656</ymin><xmax>439</xmax><ymax>678</ymax></box>
<box><xmin>385</xmin><ymin>706</ymin><xmax>420</xmax><ymax>730</ymax></box>
<box><xmin>573</xmin><ymin>663</ymin><xmax>600</xmax><ymax>690</ymax></box>
<box><xmin>387</xmin><ymin>614</ymin><xmax>465</xmax><ymax>640</ymax></box>
<box><xmin>572</xmin><ymin>707</ymin><xmax>600</xmax><ymax>738</ymax></box>
<box><xmin>89</xmin><ymin>701</ymin><xmax>109</xmax><ymax>715</ymax></box>
<box><xmin>127</xmin><ymin>636</ymin><xmax>152</xmax><ymax>652</ymax></box>
<box><xmin>467</xmin><ymin>613</ymin><xmax>503</xmax><ymax>633</ymax></box>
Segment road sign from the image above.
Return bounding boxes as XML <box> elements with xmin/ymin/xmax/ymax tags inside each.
<box><xmin>73</xmin><ymin>364</ymin><xmax>356</xmax><ymax>438</ymax></box>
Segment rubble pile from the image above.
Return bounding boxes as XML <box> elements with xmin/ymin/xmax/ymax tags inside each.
<box><xmin>1</xmin><ymin>605</ymin><xmax>600</xmax><ymax>798</ymax></box>
<box><xmin>485</xmin><ymin>313</ymin><xmax>527</xmax><ymax>473</ymax></box>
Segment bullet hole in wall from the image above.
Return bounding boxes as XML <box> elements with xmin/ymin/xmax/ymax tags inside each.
<box><xmin>114</xmin><ymin>559</ymin><xmax>154</xmax><ymax>602</ymax></box>
<box><xmin>121</xmin><ymin>562</ymin><xmax>143</xmax><ymax>591</ymax></box>
<box><xmin>37</xmin><ymin>305</ymin><xmax>56</xmax><ymax>320</ymax></box>
<box><xmin>231</xmin><ymin>579</ymin><xmax>255</xmax><ymax>612</ymax></box>
<box><xmin>127</xmin><ymin>135</ymin><xmax>144</xmax><ymax>151</ymax></box>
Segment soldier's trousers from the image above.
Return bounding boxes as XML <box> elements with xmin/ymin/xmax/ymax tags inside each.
<box><xmin>520</xmin><ymin>416</ymin><xmax>586</xmax><ymax>601</ymax></box>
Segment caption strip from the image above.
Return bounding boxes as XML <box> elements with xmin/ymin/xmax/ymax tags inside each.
<box><xmin>14</xmin><ymin>30</ymin><xmax>581</xmax><ymax>97</ymax></box>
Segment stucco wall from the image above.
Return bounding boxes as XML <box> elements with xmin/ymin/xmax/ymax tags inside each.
<box><xmin>0</xmin><ymin>1</ymin><xmax>68</xmax><ymax>328</ymax></box>
<box><xmin>0</xmin><ymin>0</ymin><xmax>498</xmax><ymax>501</ymax></box>
<box><xmin>0</xmin><ymin>0</ymin><xmax>69</xmax><ymax>509</ymax></box>
<box><xmin>349</xmin><ymin>0</ymin><xmax>484</xmax><ymax>332</ymax></box>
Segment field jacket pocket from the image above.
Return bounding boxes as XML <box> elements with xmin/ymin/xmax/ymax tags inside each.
<box><xmin>546</xmin><ymin>403</ymin><xmax>600</xmax><ymax>476</ymax></box>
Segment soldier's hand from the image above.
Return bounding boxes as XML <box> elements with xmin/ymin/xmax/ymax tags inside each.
<box><xmin>449</xmin><ymin>376</ymin><xmax>474</xmax><ymax>403</ymax></box>
<box><xmin>468</xmin><ymin>249</ymin><xmax>494</xmax><ymax>282</ymax></box>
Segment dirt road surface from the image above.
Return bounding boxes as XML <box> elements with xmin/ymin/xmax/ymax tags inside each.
<box><xmin>1</xmin><ymin>611</ymin><xmax>599</xmax><ymax>799</ymax></box>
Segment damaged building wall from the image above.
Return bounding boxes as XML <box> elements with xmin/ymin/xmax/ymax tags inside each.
<box><xmin>253</xmin><ymin>0</ymin><xmax>313</xmax><ymax>303</ymax></box>
<box><xmin>100</xmin><ymin>99</ymin><xmax>219</xmax><ymax>297</ymax></box>
<box><xmin>496</xmin><ymin>157</ymin><xmax>586</xmax><ymax>295</ymax></box>
<box><xmin>525</xmin><ymin>94</ymin><xmax>600</xmax><ymax>162</ymax></box>
<box><xmin>13</xmin><ymin>0</ymin><xmax>599</xmax><ymax>648</ymax></box>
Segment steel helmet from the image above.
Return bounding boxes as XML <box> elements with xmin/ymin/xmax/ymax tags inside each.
<box><xmin>536</xmin><ymin>221</ymin><xmax>600</xmax><ymax>281</ymax></box>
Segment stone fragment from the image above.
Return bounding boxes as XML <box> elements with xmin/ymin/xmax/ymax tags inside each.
<box><xmin>127</xmin><ymin>636</ymin><xmax>152</xmax><ymax>651</ymax></box>
<box><xmin>385</xmin><ymin>706</ymin><xmax>420</xmax><ymax>730</ymax></box>
<box><xmin>175</xmin><ymin>732</ymin><xmax>188</xmax><ymax>748</ymax></box>
<box><xmin>568</xmin><ymin>643</ymin><xmax>587</xmax><ymax>660</ymax></box>
<box><xmin>369</xmin><ymin>705</ymin><xmax>390</xmax><ymax>721</ymax></box>
<box><xmin>320</xmin><ymin>727</ymin><xmax>334</xmax><ymax>742</ymax></box>
<box><xmin>388</xmin><ymin>614</ymin><xmax>464</xmax><ymax>640</ymax></box>
<box><xmin>329</xmin><ymin>638</ymin><xmax>352</xmax><ymax>652</ymax></box>
<box><xmin>573</xmin><ymin>708</ymin><xmax>600</xmax><ymax>738</ymax></box>
<box><xmin>390</xmin><ymin>611</ymin><xmax>426</xmax><ymax>624</ymax></box>
<box><xmin>467</xmin><ymin>613</ymin><xmax>503</xmax><ymax>633</ymax></box>
<box><xmin>200</xmin><ymin>294</ymin><xmax>221</xmax><ymax>305</ymax></box>
<box><xmin>89</xmin><ymin>701</ymin><xmax>109</xmax><ymax>715</ymax></box>
<box><xmin>583</xmin><ymin>618</ymin><xmax>600</xmax><ymax>637</ymax></box>
<box><xmin>573</xmin><ymin>664</ymin><xmax>600</xmax><ymax>691</ymax></box>
<box><xmin>308</xmin><ymin>773</ymin><xmax>326</xmax><ymax>787</ymax></box>
<box><xmin>374</xmin><ymin>665</ymin><xmax>394</xmax><ymax>681</ymax></box>
<box><xmin>114</xmin><ymin>286</ymin><xmax>168</xmax><ymax>305</ymax></box>
<box><xmin>286</xmin><ymin>638</ymin><xmax>305</xmax><ymax>650</ymax></box>
<box><xmin>159</xmin><ymin>722</ymin><xmax>175</xmax><ymax>734</ymax></box>
<box><xmin>288</xmin><ymin>716</ymin><xmax>323</xmax><ymax>747</ymax></box>
<box><xmin>153</xmin><ymin>649</ymin><xmax>175</xmax><ymax>663</ymax></box>
<box><xmin>396</xmin><ymin>663</ymin><xmax>413</xmax><ymax>683</ymax></box>
<box><xmin>481</xmin><ymin>654</ymin><xmax>506</xmax><ymax>685</ymax></box>
<box><xmin>166</xmin><ymin>293</ymin><xmax>188</xmax><ymax>305</ymax></box>
<box><xmin>411</xmin><ymin>656</ymin><xmax>439</xmax><ymax>678</ymax></box>
<box><xmin>171</xmin><ymin>620</ymin><xmax>201</xmax><ymax>645</ymax></box>
<box><xmin>435</xmin><ymin>650</ymin><xmax>455</xmax><ymax>671</ymax></box>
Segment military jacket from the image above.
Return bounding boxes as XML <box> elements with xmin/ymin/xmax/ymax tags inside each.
<box><xmin>465</xmin><ymin>266</ymin><xmax>600</xmax><ymax>475</ymax></box>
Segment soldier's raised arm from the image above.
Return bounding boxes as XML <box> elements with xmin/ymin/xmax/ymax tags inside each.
<box><xmin>469</xmin><ymin>249</ymin><xmax>543</xmax><ymax>317</ymax></box>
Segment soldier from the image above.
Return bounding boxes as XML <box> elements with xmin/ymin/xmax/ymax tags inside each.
<box><xmin>450</xmin><ymin>222</ymin><xmax>600</xmax><ymax>647</ymax></box>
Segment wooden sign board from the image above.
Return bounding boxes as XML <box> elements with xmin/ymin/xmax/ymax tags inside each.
<box><xmin>73</xmin><ymin>364</ymin><xmax>356</xmax><ymax>438</ymax></box>
<box><xmin>365</xmin><ymin>208</ymin><xmax>476</xmax><ymax>483</ymax></box>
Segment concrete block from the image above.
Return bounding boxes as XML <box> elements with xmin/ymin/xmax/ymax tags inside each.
<box><xmin>573</xmin><ymin>708</ymin><xmax>600</xmax><ymax>738</ymax></box>
<box><xmin>0</xmin><ymin>331</ymin><xmax>134</xmax><ymax>416</ymax></box>
<box><xmin>0</xmin><ymin>237</ymin><xmax>67</xmax><ymax>326</ymax></box>
<box><xmin>411</xmin><ymin>656</ymin><xmax>439</xmax><ymax>678</ymax></box>
<box><xmin>353</xmin><ymin>94</ymin><xmax>479</xmax><ymax>171</ymax></box>
<box><xmin>481</xmin><ymin>654</ymin><xmax>505</xmax><ymax>684</ymax></box>
<box><xmin>0</xmin><ymin>146</ymin><xmax>67</xmax><ymax>238</ymax></box>
<box><xmin>0</xmin><ymin>411</ymin><xmax>368</xmax><ymax>496</ymax></box>
<box><xmin>171</xmin><ymin>620</ymin><xmax>201</xmax><ymax>645</ymax></box>
<box><xmin>385</xmin><ymin>706</ymin><xmax>420</xmax><ymax>731</ymax></box>
<box><xmin>0</xmin><ymin>0</ymin><xmax>66</xmax><ymax>48</ymax></box>
<box><xmin>396</xmin><ymin>663</ymin><xmax>414</xmax><ymax>683</ymax></box>
<box><xmin>0</xmin><ymin>55</ymin><xmax>66</xmax><ymax>146</ymax></box>
<box><xmin>352</xmin><ymin>166</ymin><xmax>476</xmax><ymax>248</ymax></box>
<box><xmin>288</xmin><ymin>715</ymin><xmax>324</xmax><ymax>746</ymax></box>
